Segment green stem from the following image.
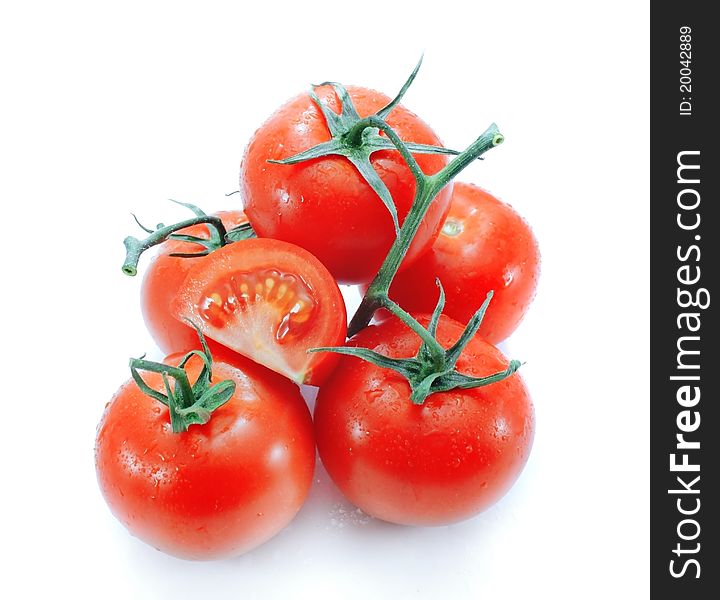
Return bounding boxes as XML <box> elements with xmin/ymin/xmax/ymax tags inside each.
<box><xmin>348</xmin><ymin>122</ymin><xmax>503</xmax><ymax>337</ymax></box>
<box><xmin>161</xmin><ymin>372</ymin><xmax>184</xmax><ymax>433</ymax></box>
<box><xmin>445</xmin><ymin>291</ymin><xmax>494</xmax><ymax>367</ymax></box>
<box><xmin>376</xmin><ymin>55</ymin><xmax>424</xmax><ymax>119</ymax></box>
<box><xmin>128</xmin><ymin>329</ymin><xmax>235</xmax><ymax>433</ymax></box>
<box><xmin>344</xmin><ymin>116</ymin><xmax>426</xmax><ymax>184</ymax></box>
<box><xmin>427</xmin><ymin>127</ymin><xmax>504</xmax><ymax>198</ymax></box>
<box><xmin>129</xmin><ymin>358</ymin><xmax>196</xmax><ymax>433</ymax></box>
<box><xmin>383</xmin><ymin>299</ymin><xmax>445</xmax><ymax>367</ymax></box>
<box><xmin>122</xmin><ymin>215</ymin><xmax>227</xmax><ymax>276</ymax></box>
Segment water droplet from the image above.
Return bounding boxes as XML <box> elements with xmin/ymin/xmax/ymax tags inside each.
<box><xmin>442</xmin><ymin>218</ymin><xmax>464</xmax><ymax>237</ymax></box>
<box><xmin>503</xmin><ymin>271</ymin><xmax>515</xmax><ymax>286</ymax></box>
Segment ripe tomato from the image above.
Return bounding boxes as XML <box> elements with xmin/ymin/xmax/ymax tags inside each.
<box><xmin>95</xmin><ymin>352</ymin><xmax>315</xmax><ymax>560</ymax></box>
<box><xmin>140</xmin><ymin>210</ymin><xmax>248</xmax><ymax>353</ymax></box>
<box><xmin>240</xmin><ymin>85</ymin><xmax>452</xmax><ymax>284</ymax></box>
<box><xmin>172</xmin><ymin>237</ymin><xmax>347</xmax><ymax>385</ymax></box>
<box><xmin>314</xmin><ymin>314</ymin><xmax>534</xmax><ymax>526</ymax></box>
<box><xmin>382</xmin><ymin>183</ymin><xmax>541</xmax><ymax>343</ymax></box>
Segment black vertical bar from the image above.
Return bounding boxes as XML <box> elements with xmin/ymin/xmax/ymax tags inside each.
<box><xmin>651</xmin><ymin>2</ymin><xmax>718</xmax><ymax>597</ymax></box>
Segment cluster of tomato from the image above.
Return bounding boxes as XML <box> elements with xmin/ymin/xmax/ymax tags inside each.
<box><xmin>95</xmin><ymin>63</ymin><xmax>540</xmax><ymax>560</ymax></box>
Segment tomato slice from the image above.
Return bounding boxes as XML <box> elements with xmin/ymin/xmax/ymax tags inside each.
<box><xmin>172</xmin><ymin>238</ymin><xmax>347</xmax><ymax>385</ymax></box>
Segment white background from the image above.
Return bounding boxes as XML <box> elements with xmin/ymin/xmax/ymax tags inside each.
<box><xmin>1</xmin><ymin>1</ymin><xmax>648</xmax><ymax>598</ymax></box>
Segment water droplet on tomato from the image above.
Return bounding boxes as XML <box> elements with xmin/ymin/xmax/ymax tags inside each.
<box><xmin>442</xmin><ymin>218</ymin><xmax>464</xmax><ymax>237</ymax></box>
<box><xmin>503</xmin><ymin>271</ymin><xmax>514</xmax><ymax>286</ymax></box>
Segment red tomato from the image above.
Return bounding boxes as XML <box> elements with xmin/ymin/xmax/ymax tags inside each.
<box><xmin>172</xmin><ymin>237</ymin><xmax>347</xmax><ymax>385</ymax></box>
<box><xmin>140</xmin><ymin>211</ymin><xmax>248</xmax><ymax>353</ymax></box>
<box><xmin>240</xmin><ymin>85</ymin><xmax>452</xmax><ymax>284</ymax></box>
<box><xmin>382</xmin><ymin>183</ymin><xmax>540</xmax><ymax>343</ymax></box>
<box><xmin>95</xmin><ymin>352</ymin><xmax>315</xmax><ymax>560</ymax></box>
<box><xmin>314</xmin><ymin>315</ymin><xmax>534</xmax><ymax>526</ymax></box>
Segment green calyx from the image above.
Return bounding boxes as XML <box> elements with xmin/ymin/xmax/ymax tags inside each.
<box><xmin>129</xmin><ymin>325</ymin><xmax>236</xmax><ymax>433</ymax></box>
<box><xmin>121</xmin><ymin>200</ymin><xmax>256</xmax><ymax>276</ymax></box>
<box><xmin>312</xmin><ymin>283</ymin><xmax>521</xmax><ymax>405</ymax></box>
<box><xmin>268</xmin><ymin>56</ymin><xmax>471</xmax><ymax>234</ymax></box>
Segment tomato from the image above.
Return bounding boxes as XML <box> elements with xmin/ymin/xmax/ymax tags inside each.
<box><xmin>140</xmin><ymin>210</ymin><xmax>248</xmax><ymax>353</ymax></box>
<box><xmin>313</xmin><ymin>314</ymin><xmax>534</xmax><ymax>526</ymax></box>
<box><xmin>172</xmin><ymin>237</ymin><xmax>347</xmax><ymax>385</ymax></box>
<box><xmin>381</xmin><ymin>183</ymin><xmax>541</xmax><ymax>343</ymax></box>
<box><xmin>95</xmin><ymin>352</ymin><xmax>315</xmax><ymax>560</ymax></box>
<box><xmin>240</xmin><ymin>85</ymin><xmax>452</xmax><ymax>284</ymax></box>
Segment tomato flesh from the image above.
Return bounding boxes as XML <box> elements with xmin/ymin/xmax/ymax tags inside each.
<box><xmin>195</xmin><ymin>269</ymin><xmax>318</xmax><ymax>377</ymax></box>
<box><xmin>199</xmin><ymin>268</ymin><xmax>316</xmax><ymax>342</ymax></box>
<box><xmin>173</xmin><ymin>238</ymin><xmax>347</xmax><ymax>385</ymax></box>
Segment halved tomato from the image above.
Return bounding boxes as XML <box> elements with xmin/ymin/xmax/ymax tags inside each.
<box><xmin>172</xmin><ymin>238</ymin><xmax>347</xmax><ymax>385</ymax></box>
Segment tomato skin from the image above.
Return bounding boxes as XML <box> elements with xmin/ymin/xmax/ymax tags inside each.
<box><xmin>95</xmin><ymin>353</ymin><xmax>315</xmax><ymax>560</ymax></box>
<box><xmin>314</xmin><ymin>315</ymin><xmax>534</xmax><ymax>526</ymax></box>
<box><xmin>140</xmin><ymin>211</ymin><xmax>248</xmax><ymax>353</ymax></box>
<box><xmin>240</xmin><ymin>85</ymin><xmax>452</xmax><ymax>284</ymax></box>
<box><xmin>172</xmin><ymin>237</ymin><xmax>347</xmax><ymax>386</ymax></box>
<box><xmin>382</xmin><ymin>183</ymin><xmax>541</xmax><ymax>344</ymax></box>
